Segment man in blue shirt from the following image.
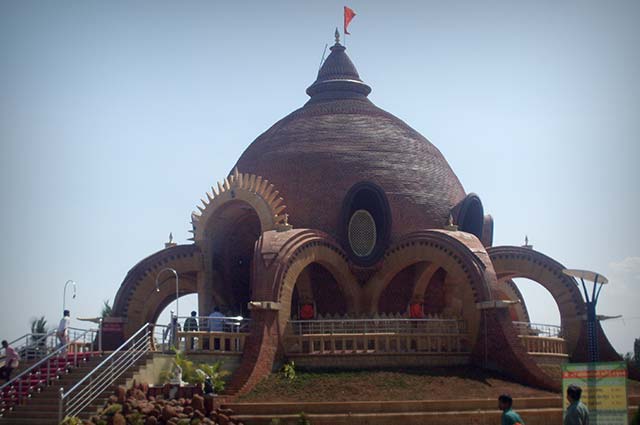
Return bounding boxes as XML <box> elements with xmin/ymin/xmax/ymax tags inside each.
<box><xmin>564</xmin><ymin>384</ymin><xmax>589</xmax><ymax>425</ymax></box>
<box><xmin>499</xmin><ymin>394</ymin><xmax>525</xmax><ymax>425</ymax></box>
<box><xmin>208</xmin><ymin>306</ymin><xmax>225</xmax><ymax>332</ymax></box>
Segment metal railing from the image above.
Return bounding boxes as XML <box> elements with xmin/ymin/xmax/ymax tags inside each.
<box><xmin>175</xmin><ymin>315</ymin><xmax>251</xmax><ymax>333</ymax></box>
<box><xmin>0</xmin><ymin>327</ymin><xmax>99</xmax><ymax>408</ymax></box>
<box><xmin>1</xmin><ymin>331</ymin><xmax>57</xmax><ymax>364</ymax></box>
<box><xmin>58</xmin><ymin>322</ymin><xmax>152</xmax><ymax>422</ymax></box>
<box><xmin>288</xmin><ymin>318</ymin><xmax>468</xmax><ymax>335</ymax></box>
<box><xmin>152</xmin><ymin>324</ymin><xmax>170</xmax><ymax>352</ymax></box>
<box><xmin>156</xmin><ymin>316</ymin><xmax>250</xmax><ymax>352</ymax></box>
<box><xmin>512</xmin><ymin>321</ymin><xmax>563</xmax><ymax>338</ymax></box>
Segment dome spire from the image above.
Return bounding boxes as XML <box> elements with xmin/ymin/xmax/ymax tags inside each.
<box><xmin>305</xmin><ymin>30</ymin><xmax>372</xmax><ymax>103</ymax></box>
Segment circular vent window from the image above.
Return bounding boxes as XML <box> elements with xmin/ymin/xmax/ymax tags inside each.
<box><xmin>348</xmin><ymin>209</ymin><xmax>377</xmax><ymax>257</ymax></box>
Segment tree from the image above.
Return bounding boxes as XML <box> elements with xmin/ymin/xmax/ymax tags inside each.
<box><xmin>101</xmin><ymin>300</ymin><xmax>113</xmax><ymax>319</ymax></box>
<box><xmin>30</xmin><ymin>316</ymin><xmax>47</xmax><ymax>335</ymax></box>
<box><xmin>634</xmin><ymin>338</ymin><xmax>640</xmax><ymax>366</ymax></box>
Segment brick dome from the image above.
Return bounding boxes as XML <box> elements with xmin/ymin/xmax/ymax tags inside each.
<box><xmin>234</xmin><ymin>41</ymin><xmax>466</xmax><ymax>240</ymax></box>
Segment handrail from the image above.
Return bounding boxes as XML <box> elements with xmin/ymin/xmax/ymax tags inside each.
<box><xmin>0</xmin><ymin>327</ymin><xmax>98</xmax><ymax>394</ymax></box>
<box><xmin>512</xmin><ymin>321</ymin><xmax>563</xmax><ymax>338</ymax></box>
<box><xmin>59</xmin><ymin>322</ymin><xmax>152</xmax><ymax>421</ymax></box>
<box><xmin>1</xmin><ymin>330</ymin><xmax>56</xmax><ymax>361</ymax></box>
<box><xmin>175</xmin><ymin>315</ymin><xmax>251</xmax><ymax>332</ymax></box>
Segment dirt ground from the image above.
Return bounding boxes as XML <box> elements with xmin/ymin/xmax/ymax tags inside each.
<box><xmin>239</xmin><ymin>366</ymin><xmax>562</xmax><ymax>402</ymax></box>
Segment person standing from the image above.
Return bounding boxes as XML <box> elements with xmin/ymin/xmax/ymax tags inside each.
<box><xmin>498</xmin><ymin>394</ymin><xmax>525</xmax><ymax>425</ymax></box>
<box><xmin>564</xmin><ymin>384</ymin><xmax>589</xmax><ymax>425</ymax></box>
<box><xmin>184</xmin><ymin>311</ymin><xmax>199</xmax><ymax>350</ymax></box>
<box><xmin>57</xmin><ymin>310</ymin><xmax>71</xmax><ymax>350</ymax></box>
<box><xmin>207</xmin><ymin>307</ymin><xmax>224</xmax><ymax>332</ymax></box>
<box><xmin>207</xmin><ymin>307</ymin><xmax>225</xmax><ymax>351</ymax></box>
<box><xmin>0</xmin><ymin>340</ymin><xmax>20</xmax><ymax>383</ymax></box>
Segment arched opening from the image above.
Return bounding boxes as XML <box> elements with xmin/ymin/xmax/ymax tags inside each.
<box><xmin>378</xmin><ymin>263</ymin><xmax>422</xmax><ymax>314</ymax></box>
<box><xmin>290</xmin><ymin>262</ymin><xmax>348</xmax><ymax>319</ymax></box>
<box><xmin>208</xmin><ymin>200</ymin><xmax>261</xmax><ymax>318</ymax></box>
<box><xmin>155</xmin><ymin>293</ymin><xmax>199</xmax><ymax>330</ymax></box>
<box><xmin>511</xmin><ymin>278</ymin><xmax>561</xmax><ymax>330</ymax></box>
<box><xmin>378</xmin><ymin>262</ymin><xmax>473</xmax><ymax>323</ymax></box>
<box><xmin>458</xmin><ymin>195</ymin><xmax>484</xmax><ymax>239</ymax></box>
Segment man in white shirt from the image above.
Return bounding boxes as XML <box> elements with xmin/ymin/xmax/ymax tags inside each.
<box><xmin>57</xmin><ymin>310</ymin><xmax>71</xmax><ymax>350</ymax></box>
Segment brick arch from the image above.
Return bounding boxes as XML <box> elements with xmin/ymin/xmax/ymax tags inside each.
<box><xmin>487</xmin><ymin>246</ymin><xmax>586</xmax><ymax>355</ymax></box>
<box><xmin>112</xmin><ymin>244</ymin><xmax>207</xmax><ymax>337</ymax></box>
<box><xmin>364</xmin><ymin>230</ymin><xmax>492</xmax><ymax>313</ymax></box>
<box><xmin>190</xmin><ymin>168</ymin><xmax>288</xmax><ymax>242</ymax></box>
<box><xmin>274</xmin><ymin>235</ymin><xmax>361</xmax><ymax>333</ymax></box>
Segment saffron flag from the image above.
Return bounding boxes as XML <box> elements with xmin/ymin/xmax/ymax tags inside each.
<box><xmin>344</xmin><ymin>6</ymin><xmax>356</xmax><ymax>35</ymax></box>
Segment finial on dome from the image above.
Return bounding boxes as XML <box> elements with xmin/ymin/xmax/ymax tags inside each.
<box><xmin>165</xmin><ymin>232</ymin><xmax>177</xmax><ymax>248</ymax></box>
<box><xmin>305</xmin><ymin>28</ymin><xmax>371</xmax><ymax>101</ymax></box>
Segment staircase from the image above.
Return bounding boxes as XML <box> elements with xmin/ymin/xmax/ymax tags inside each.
<box><xmin>1</xmin><ymin>323</ymin><xmax>154</xmax><ymax>424</ymax></box>
<box><xmin>1</xmin><ymin>352</ymin><xmax>151</xmax><ymax>424</ymax></box>
<box><xmin>1</xmin><ymin>352</ymin><xmax>101</xmax><ymax>424</ymax></box>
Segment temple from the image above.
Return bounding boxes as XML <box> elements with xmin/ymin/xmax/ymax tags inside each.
<box><xmin>109</xmin><ymin>38</ymin><xmax>624</xmax><ymax>396</ymax></box>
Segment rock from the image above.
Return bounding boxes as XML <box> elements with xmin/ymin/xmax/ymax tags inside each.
<box><xmin>163</xmin><ymin>404</ymin><xmax>179</xmax><ymax>421</ymax></box>
<box><xmin>192</xmin><ymin>394</ymin><xmax>205</xmax><ymax>413</ymax></box>
<box><xmin>116</xmin><ymin>385</ymin><xmax>127</xmax><ymax>403</ymax></box>
<box><xmin>113</xmin><ymin>412</ymin><xmax>126</xmax><ymax>425</ymax></box>
<box><xmin>202</xmin><ymin>419</ymin><xmax>215</xmax><ymax>425</ymax></box>
<box><xmin>218</xmin><ymin>413</ymin><xmax>230</xmax><ymax>425</ymax></box>
<box><xmin>145</xmin><ymin>417</ymin><xmax>158</xmax><ymax>425</ymax></box>
<box><xmin>184</xmin><ymin>406</ymin><xmax>194</xmax><ymax>415</ymax></box>
<box><xmin>133</xmin><ymin>388</ymin><xmax>147</xmax><ymax>400</ymax></box>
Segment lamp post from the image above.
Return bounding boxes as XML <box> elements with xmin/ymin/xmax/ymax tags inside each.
<box><xmin>63</xmin><ymin>280</ymin><xmax>77</xmax><ymax>312</ymax></box>
<box><xmin>562</xmin><ymin>269</ymin><xmax>609</xmax><ymax>362</ymax></box>
<box><xmin>155</xmin><ymin>268</ymin><xmax>180</xmax><ymax>321</ymax></box>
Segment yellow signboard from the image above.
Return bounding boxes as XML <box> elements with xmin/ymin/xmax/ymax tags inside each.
<box><xmin>562</xmin><ymin>362</ymin><xmax>628</xmax><ymax>425</ymax></box>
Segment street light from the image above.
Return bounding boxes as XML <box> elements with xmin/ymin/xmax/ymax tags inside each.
<box><xmin>562</xmin><ymin>269</ymin><xmax>609</xmax><ymax>362</ymax></box>
<box><xmin>155</xmin><ymin>268</ymin><xmax>180</xmax><ymax>320</ymax></box>
<box><xmin>63</xmin><ymin>280</ymin><xmax>77</xmax><ymax>312</ymax></box>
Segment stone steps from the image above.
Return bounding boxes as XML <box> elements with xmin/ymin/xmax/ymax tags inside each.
<box><xmin>0</xmin><ymin>354</ymin><xmax>151</xmax><ymax>424</ymax></box>
<box><xmin>225</xmin><ymin>396</ymin><xmax>640</xmax><ymax>425</ymax></box>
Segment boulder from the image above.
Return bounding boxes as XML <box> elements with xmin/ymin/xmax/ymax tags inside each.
<box><xmin>192</xmin><ymin>394</ymin><xmax>205</xmax><ymax>413</ymax></box>
<box><xmin>163</xmin><ymin>404</ymin><xmax>179</xmax><ymax>421</ymax></box>
<box><xmin>116</xmin><ymin>385</ymin><xmax>127</xmax><ymax>403</ymax></box>
<box><xmin>145</xmin><ymin>417</ymin><xmax>158</xmax><ymax>425</ymax></box>
<box><xmin>112</xmin><ymin>412</ymin><xmax>126</xmax><ymax>425</ymax></box>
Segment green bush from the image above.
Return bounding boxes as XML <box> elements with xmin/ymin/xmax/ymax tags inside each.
<box><xmin>59</xmin><ymin>417</ymin><xmax>82</xmax><ymax>425</ymax></box>
<box><xmin>631</xmin><ymin>408</ymin><xmax>639</xmax><ymax>425</ymax></box>
<box><xmin>100</xmin><ymin>403</ymin><xmax>122</xmax><ymax>417</ymax></box>
<box><xmin>282</xmin><ymin>360</ymin><xmax>296</xmax><ymax>381</ymax></box>
<box><xmin>160</xmin><ymin>351</ymin><xmax>229</xmax><ymax>393</ymax></box>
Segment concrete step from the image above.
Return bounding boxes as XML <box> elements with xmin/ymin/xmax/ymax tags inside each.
<box><xmin>224</xmin><ymin>397</ymin><xmax>562</xmax><ymax>415</ymax></box>
<box><xmin>232</xmin><ymin>408</ymin><xmax>564</xmax><ymax>425</ymax></box>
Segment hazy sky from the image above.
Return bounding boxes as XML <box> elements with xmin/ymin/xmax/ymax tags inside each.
<box><xmin>1</xmin><ymin>1</ymin><xmax>638</xmax><ymax>354</ymax></box>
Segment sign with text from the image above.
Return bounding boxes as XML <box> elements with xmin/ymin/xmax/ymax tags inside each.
<box><xmin>562</xmin><ymin>362</ymin><xmax>628</xmax><ymax>425</ymax></box>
